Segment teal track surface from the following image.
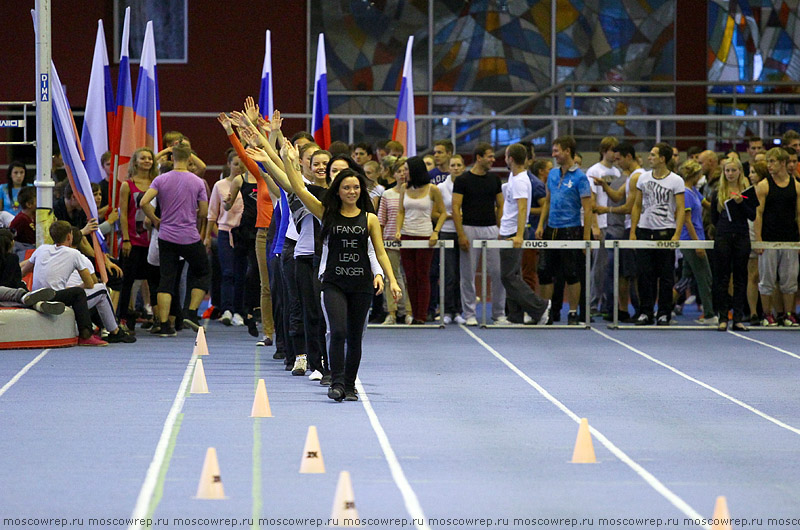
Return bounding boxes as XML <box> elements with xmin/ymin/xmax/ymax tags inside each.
<box><xmin>1</xmin><ymin>319</ymin><xmax>799</xmax><ymax>530</ymax></box>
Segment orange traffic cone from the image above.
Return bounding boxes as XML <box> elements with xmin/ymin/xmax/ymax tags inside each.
<box><xmin>329</xmin><ymin>471</ymin><xmax>358</xmax><ymax>526</ymax></box>
<box><xmin>299</xmin><ymin>425</ymin><xmax>325</xmax><ymax>473</ymax></box>
<box><xmin>250</xmin><ymin>378</ymin><xmax>272</xmax><ymax>417</ymax></box>
<box><xmin>190</xmin><ymin>358</ymin><xmax>209</xmax><ymax>394</ymax></box>
<box><xmin>193</xmin><ymin>326</ymin><xmax>209</xmax><ymax>356</ymax></box>
<box><xmin>711</xmin><ymin>496</ymin><xmax>732</xmax><ymax>530</ymax></box>
<box><xmin>195</xmin><ymin>447</ymin><xmax>225</xmax><ymax>499</ymax></box>
<box><xmin>571</xmin><ymin>418</ymin><xmax>597</xmax><ymax>463</ymax></box>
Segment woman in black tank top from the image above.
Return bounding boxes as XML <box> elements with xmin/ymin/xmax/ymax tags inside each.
<box><xmin>281</xmin><ymin>140</ymin><xmax>401</xmax><ymax>402</ymax></box>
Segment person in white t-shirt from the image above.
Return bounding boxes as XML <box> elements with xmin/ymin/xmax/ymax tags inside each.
<box><xmin>585</xmin><ymin>137</ymin><xmax>621</xmax><ymax>315</ymax></box>
<box><xmin>593</xmin><ymin>142</ymin><xmax>643</xmax><ymax>321</ymax></box>
<box><xmin>23</xmin><ymin>221</ymin><xmax>135</xmax><ymax>344</ymax></box>
<box><xmin>435</xmin><ymin>155</ymin><xmax>465</xmax><ymax>323</ymax></box>
<box><xmin>630</xmin><ymin>142</ymin><xmax>686</xmax><ymax>325</ymax></box>
<box><xmin>498</xmin><ymin>144</ymin><xmax>550</xmax><ymax>325</ymax></box>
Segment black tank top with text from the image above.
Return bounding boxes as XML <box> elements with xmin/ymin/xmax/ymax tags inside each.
<box><xmin>321</xmin><ymin>210</ymin><xmax>373</xmax><ymax>294</ymax></box>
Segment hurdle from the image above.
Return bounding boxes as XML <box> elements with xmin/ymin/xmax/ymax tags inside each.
<box><xmin>473</xmin><ymin>239</ymin><xmax>600</xmax><ymax>329</ymax></box>
<box><xmin>367</xmin><ymin>239</ymin><xmax>454</xmax><ymax>329</ymax></box>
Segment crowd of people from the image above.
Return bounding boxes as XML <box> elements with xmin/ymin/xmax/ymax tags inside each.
<box><xmin>1</xmin><ymin>98</ymin><xmax>800</xmax><ymax>396</ymax></box>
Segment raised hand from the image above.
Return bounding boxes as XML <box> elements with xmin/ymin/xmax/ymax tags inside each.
<box><xmin>244</xmin><ymin>96</ymin><xmax>260</xmax><ymax>123</ymax></box>
<box><xmin>246</xmin><ymin>146</ymin><xmax>269</xmax><ymax>163</ymax></box>
<box><xmin>257</xmin><ymin>116</ymin><xmax>270</xmax><ymax>132</ymax></box>
<box><xmin>270</xmin><ymin>110</ymin><xmax>283</xmax><ymax>133</ymax></box>
<box><xmin>280</xmin><ymin>138</ymin><xmax>299</xmax><ymax>164</ymax></box>
<box><xmin>240</xmin><ymin>127</ymin><xmax>260</xmax><ymax>147</ymax></box>
<box><xmin>217</xmin><ymin>112</ymin><xmax>233</xmax><ymax>132</ymax></box>
<box><xmin>230</xmin><ymin>110</ymin><xmax>251</xmax><ymax>129</ymax></box>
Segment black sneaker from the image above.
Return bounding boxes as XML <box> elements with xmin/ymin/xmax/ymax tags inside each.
<box><xmin>656</xmin><ymin>314</ymin><xmax>671</xmax><ymax>326</ymax></box>
<box><xmin>159</xmin><ymin>323</ymin><xmax>177</xmax><ymax>337</ymax></box>
<box><xmin>149</xmin><ymin>322</ymin><xmax>162</xmax><ymax>334</ymax></box>
<box><xmin>22</xmin><ymin>287</ymin><xmax>56</xmax><ymax>307</ymax></box>
<box><xmin>272</xmin><ymin>350</ymin><xmax>285</xmax><ymax>360</ymax></box>
<box><xmin>635</xmin><ymin>314</ymin><xmax>653</xmax><ymax>326</ymax></box>
<box><xmin>749</xmin><ymin>314</ymin><xmax>761</xmax><ymax>326</ymax></box>
<box><xmin>35</xmin><ymin>300</ymin><xmax>66</xmax><ymax>315</ymax></box>
<box><xmin>183</xmin><ymin>313</ymin><xmax>200</xmax><ymax>332</ymax></box>
<box><xmin>344</xmin><ymin>389</ymin><xmax>359</xmax><ymax>401</ymax></box>
<box><xmin>567</xmin><ymin>311</ymin><xmax>579</xmax><ymax>325</ymax></box>
<box><xmin>107</xmin><ymin>328</ymin><xmax>137</xmax><ymax>343</ymax></box>
<box><xmin>320</xmin><ymin>374</ymin><xmax>332</xmax><ymax>386</ymax></box>
<box><xmin>174</xmin><ymin>317</ymin><xmax>184</xmax><ymax>332</ymax></box>
<box><xmin>245</xmin><ymin>317</ymin><xmax>259</xmax><ymax>337</ymax></box>
<box><xmin>327</xmin><ymin>385</ymin><xmax>345</xmax><ymax>402</ymax></box>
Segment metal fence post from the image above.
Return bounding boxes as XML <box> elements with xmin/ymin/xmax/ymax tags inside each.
<box><xmin>584</xmin><ymin>241</ymin><xmax>591</xmax><ymax>328</ymax></box>
<box><xmin>612</xmin><ymin>240</ymin><xmax>619</xmax><ymax>329</ymax></box>
<box><xmin>481</xmin><ymin>240</ymin><xmax>488</xmax><ymax>328</ymax></box>
<box><xmin>439</xmin><ymin>240</ymin><xmax>446</xmax><ymax>328</ymax></box>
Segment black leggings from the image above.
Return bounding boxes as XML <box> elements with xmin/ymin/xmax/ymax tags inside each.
<box><xmin>118</xmin><ymin>245</ymin><xmax>159</xmax><ymax>322</ymax></box>
<box><xmin>321</xmin><ymin>284</ymin><xmax>372</xmax><ymax>390</ymax></box>
<box><xmin>713</xmin><ymin>232</ymin><xmax>750</xmax><ymax>323</ymax></box>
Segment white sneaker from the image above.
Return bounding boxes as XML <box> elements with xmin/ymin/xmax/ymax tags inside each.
<box><xmin>494</xmin><ymin>315</ymin><xmax>510</xmax><ymax>325</ymax></box>
<box><xmin>685</xmin><ymin>295</ymin><xmax>697</xmax><ymax>306</ymax></box>
<box><xmin>537</xmin><ymin>301</ymin><xmax>552</xmax><ymax>326</ymax></box>
<box><xmin>404</xmin><ymin>314</ymin><xmax>414</xmax><ymax>325</ymax></box>
<box><xmin>454</xmin><ymin>315</ymin><xmax>467</xmax><ymax>325</ymax></box>
<box><xmin>382</xmin><ymin>314</ymin><xmax>396</xmax><ymax>325</ymax></box>
<box><xmin>699</xmin><ymin>315</ymin><xmax>719</xmax><ymax>326</ymax></box>
<box><xmin>291</xmin><ymin>355</ymin><xmax>307</xmax><ymax>376</ymax></box>
<box><xmin>443</xmin><ymin>314</ymin><xmax>453</xmax><ymax>325</ymax></box>
<box><xmin>523</xmin><ymin>313</ymin><xmax>533</xmax><ymax>324</ymax></box>
<box><xmin>308</xmin><ymin>370</ymin><xmax>323</xmax><ymax>381</ymax></box>
<box><xmin>232</xmin><ymin>313</ymin><xmax>245</xmax><ymax>326</ymax></box>
<box><xmin>465</xmin><ymin>317</ymin><xmax>479</xmax><ymax>326</ymax></box>
<box><xmin>221</xmin><ymin>310</ymin><xmax>233</xmax><ymax>326</ymax></box>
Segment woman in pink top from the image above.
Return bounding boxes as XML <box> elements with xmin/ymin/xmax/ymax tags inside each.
<box><xmin>119</xmin><ymin>147</ymin><xmax>159</xmax><ymax>332</ymax></box>
<box><xmin>206</xmin><ymin>149</ymin><xmax>245</xmax><ymax>325</ymax></box>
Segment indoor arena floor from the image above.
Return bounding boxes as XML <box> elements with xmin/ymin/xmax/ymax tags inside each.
<box><xmin>1</xmin><ymin>308</ymin><xmax>799</xmax><ymax>530</ymax></box>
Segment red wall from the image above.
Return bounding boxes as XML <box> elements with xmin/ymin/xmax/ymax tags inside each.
<box><xmin>0</xmin><ymin>1</ymin><xmax>307</xmax><ymax>182</ymax></box>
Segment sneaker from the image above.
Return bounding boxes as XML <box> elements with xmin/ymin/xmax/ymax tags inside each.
<box><xmin>749</xmin><ymin>315</ymin><xmax>761</xmax><ymax>326</ymax></box>
<box><xmin>221</xmin><ymin>310</ymin><xmax>233</xmax><ymax>326</ymax></box>
<box><xmin>232</xmin><ymin>313</ymin><xmax>245</xmax><ymax>326</ymax></box>
<box><xmin>327</xmin><ymin>385</ymin><xmax>345</xmax><ymax>402</ymax></box>
<box><xmin>404</xmin><ymin>314</ymin><xmax>414</xmax><ymax>325</ymax></box>
<box><xmin>291</xmin><ymin>356</ymin><xmax>308</xmax><ymax>376</ymax></box>
<box><xmin>465</xmin><ymin>317</ymin><xmax>479</xmax><ymax>326</ymax></box>
<box><xmin>493</xmin><ymin>315</ymin><xmax>510</xmax><ymax>325</ymax></box>
<box><xmin>454</xmin><ymin>314</ymin><xmax>467</xmax><ymax>325</ymax></box>
<box><xmin>697</xmin><ymin>316</ymin><xmax>719</xmax><ymax>326</ymax></box>
<box><xmin>684</xmin><ymin>295</ymin><xmax>696</xmax><ymax>306</ymax></box>
<box><xmin>149</xmin><ymin>323</ymin><xmax>162</xmax><ymax>334</ymax></box>
<box><xmin>159</xmin><ymin>323</ymin><xmax>177</xmax><ymax>337</ymax></box>
<box><xmin>656</xmin><ymin>314</ymin><xmax>671</xmax><ymax>326</ymax></box>
<box><xmin>761</xmin><ymin>314</ymin><xmax>778</xmax><ymax>327</ymax></box>
<box><xmin>284</xmin><ymin>361</ymin><xmax>294</xmax><ymax>372</ymax></box>
<box><xmin>34</xmin><ymin>301</ymin><xmax>65</xmax><ymax>315</ymax></box>
<box><xmin>107</xmin><ymin>328</ymin><xmax>137</xmax><ymax>343</ymax></box>
<box><xmin>780</xmin><ymin>313</ymin><xmax>800</xmax><ymax>327</ymax></box>
<box><xmin>567</xmin><ymin>311</ymin><xmax>579</xmax><ymax>325</ymax></box>
<box><xmin>319</xmin><ymin>374</ymin><xmax>332</xmax><ymax>386</ymax></box>
<box><xmin>535</xmin><ymin>301</ymin><xmax>551</xmax><ymax>326</ymax></box>
<box><xmin>635</xmin><ymin>314</ymin><xmax>653</xmax><ymax>326</ymax></box>
<box><xmin>308</xmin><ymin>370</ymin><xmax>323</xmax><ymax>381</ymax></box>
<box><xmin>272</xmin><ymin>350</ymin><xmax>285</xmax><ymax>360</ymax></box>
<box><xmin>22</xmin><ymin>287</ymin><xmax>56</xmax><ymax>307</ymax></box>
<box><xmin>245</xmin><ymin>317</ymin><xmax>259</xmax><ymax>337</ymax></box>
<box><xmin>183</xmin><ymin>314</ymin><xmax>200</xmax><ymax>332</ymax></box>
<box><xmin>78</xmin><ymin>335</ymin><xmax>108</xmax><ymax>347</ymax></box>
<box><xmin>344</xmin><ymin>389</ymin><xmax>359</xmax><ymax>401</ymax></box>
<box><xmin>443</xmin><ymin>314</ymin><xmax>453</xmax><ymax>325</ymax></box>
<box><xmin>382</xmin><ymin>314</ymin><xmax>396</xmax><ymax>325</ymax></box>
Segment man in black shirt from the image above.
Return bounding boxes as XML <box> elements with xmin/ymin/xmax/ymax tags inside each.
<box><xmin>452</xmin><ymin>142</ymin><xmax>506</xmax><ymax>325</ymax></box>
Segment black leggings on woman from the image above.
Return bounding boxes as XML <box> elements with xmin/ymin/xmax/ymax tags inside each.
<box><xmin>713</xmin><ymin>232</ymin><xmax>750</xmax><ymax>323</ymax></box>
<box><xmin>321</xmin><ymin>284</ymin><xmax>372</xmax><ymax>390</ymax></box>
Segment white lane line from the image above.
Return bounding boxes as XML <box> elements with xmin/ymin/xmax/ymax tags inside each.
<box><xmin>0</xmin><ymin>349</ymin><xmax>50</xmax><ymax>399</ymax></box>
<box><xmin>727</xmin><ymin>331</ymin><xmax>800</xmax><ymax>360</ymax></box>
<box><xmin>128</xmin><ymin>354</ymin><xmax>197</xmax><ymax>530</ymax></box>
<box><xmin>592</xmin><ymin>328</ymin><xmax>800</xmax><ymax>437</ymax></box>
<box><xmin>459</xmin><ymin>326</ymin><xmax>709</xmax><ymax>528</ymax></box>
<box><xmin>355</xmin><ymin>377</ymin><xmax>431</xmax><ymax>530</ymax></box>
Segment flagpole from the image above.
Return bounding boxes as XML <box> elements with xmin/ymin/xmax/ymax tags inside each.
<box><xmin>34</xmin><ymin>0</ymin><xmax>53</xmax><ymax>246</ymax></box>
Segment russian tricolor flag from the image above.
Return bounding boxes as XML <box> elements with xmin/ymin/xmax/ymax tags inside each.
<box><xmin>258</xmin><ymin>30</ymin><xmax>274</xmax><ymax>121</ymax></box>
<box><xmin>49</xmin><ymin>60</ymin><xmax>109</xmax><ymax>280</ymax></box>
<box><xmin>133</xmin><ymin>21</ymin><xmax>162</xmax><ymax>152</ymax></box>
<box><xmin>81</xmin><ymin>20</ymin><xmax>114</xmax><ymax>184</ymax></box>
<box><xmin>111</xmin><ymin>7</ymin><xmax>136</xmax><ymax>205</ymax></box>
<box><xmin>392</xmin><ymin>36</ymin><xmax>416</xmax><ymax>157</ymax></box>
<box><xmin>311</xmin><ymin>33</ymin><xmax>331</xmax><ymax>149</ymax></box>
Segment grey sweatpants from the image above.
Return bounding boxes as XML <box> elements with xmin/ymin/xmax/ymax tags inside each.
<box><xmin>758</xmin><ymin>249</ymin><xmax>799</xmax><ymax>295</ymax></box>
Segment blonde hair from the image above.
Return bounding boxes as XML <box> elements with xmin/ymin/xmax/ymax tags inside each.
<box><xmin>717</xmin><ymin>157</ymin><xmax>749</xmax><ymax>212</ymax></box>
<box><xmin>679</xmin><ymin>159</ymin><xmax>702</xmax><ymax>182</ymax></box>
<box><xmin>128</xmin><ymin>147</ymin><xmax>157</xmax><ymax>180</ymax></box>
